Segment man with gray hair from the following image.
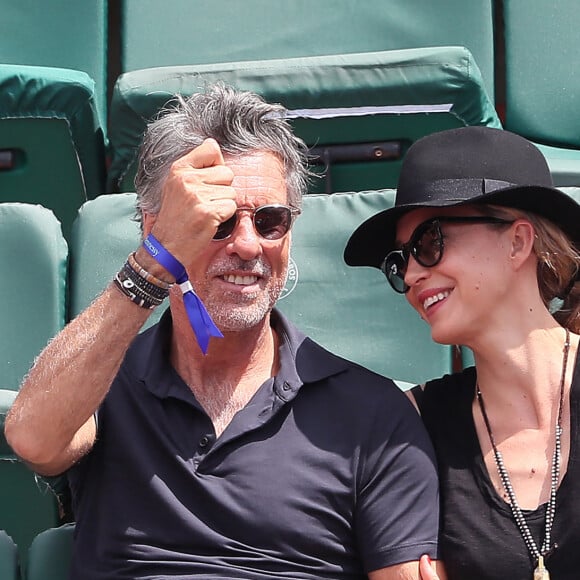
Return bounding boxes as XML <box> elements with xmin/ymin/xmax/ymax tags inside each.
<box><xmin>6</xmin><ymin>83</ymin><xmax>440</xmax><ymax>579</ymax></box>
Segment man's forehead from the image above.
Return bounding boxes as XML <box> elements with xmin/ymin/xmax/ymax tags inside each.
<box><xmin>226</xmin><ymin>151</ymin><xmax>288</xmax><ymax>204</ymax></box>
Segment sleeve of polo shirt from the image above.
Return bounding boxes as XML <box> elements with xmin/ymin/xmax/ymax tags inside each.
<box><xmin>354</xmin><ymin>385</ymin><xmax>440</xmax><ymax>572</ymax></box>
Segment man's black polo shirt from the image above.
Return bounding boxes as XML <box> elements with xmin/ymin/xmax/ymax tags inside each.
<box><xmin>68</xmin><ymin>309</ymin><xmax>439</xmax><ymax>579</ymax></box>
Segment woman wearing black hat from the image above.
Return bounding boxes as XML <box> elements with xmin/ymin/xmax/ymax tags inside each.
<box><xmin>345</xmin><ymin>126</ymin><xmax>580</xmax><ymax>580</ymax></box>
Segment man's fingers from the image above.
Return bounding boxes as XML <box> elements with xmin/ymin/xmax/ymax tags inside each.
<box><xmin>174</xmin><ymin>138</ymin><xmax>226</xmax><ymax>169</ymax></box>
<box><xmin>187</xmin><ymin>164</ymin><xmax>234</xmax><ymax>187</ymax></box>
<box><xmin>210</xmin><ymin>198</ymin><xmax>238</xmax><ymax>226</ymax></box>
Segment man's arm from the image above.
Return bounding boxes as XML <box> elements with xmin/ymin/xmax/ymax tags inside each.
<box><xmin>369</xmin><ymin>558</ymin><xmax>447</xmax><ymax>580</ymax></box>
<box><xmin>369</xmin><ymin>561</ymin><xmax>419</xmax><ymax>580</ymax></box>
<box><xmin>5</xmin><ymin>138</ymin><xmax>238</xmax><ymax>477</ymax></box>
<box><xmin>4</xmin><ymin>283</ymin><xmax>153</xmax><ymax>476</ymax></box>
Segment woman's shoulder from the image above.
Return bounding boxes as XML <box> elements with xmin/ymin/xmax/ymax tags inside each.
<box><xmin>413</xmin><ymin>366</ymin><xmax>477</xmax><ymax>412</ymax></box>
<box><xmin>425</xmin><ymin>366</ymin><xmax>476</xmax><ymax>392</ymax></box>
<box><xmin>410</xmin><ymin>367</ymin><xmax>477</xmax><ymax>437</ymax></box>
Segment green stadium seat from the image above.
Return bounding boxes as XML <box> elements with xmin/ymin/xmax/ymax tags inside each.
<box><xmin>0</xmin><ymin>203</ymin><xmax>67</xmax><ymax>391</ymax></box>
<box><xmin>26</xmin><ymin>524</ymin><xmax>74</xmax><ymax>580</ymax></box>
<box><xmin>0</xmin><ymin>65</ymin><xmax>106</xmax><ymax>240</ymax></box>
<box><xmin>0</xmin><ymin>460</ymin><xmax>63</xmax><ymax>577</ymax></box>
<box><xmin>71</xmin><ymin>192</ymin><xmax>453</xmax><ymax>385</ymax></box>
<box><xmin>107</xmin><ymin>46</ymin><xmax>500</xmax><ymax>194</ymax></box>
<box><xmin>280</xmin><ymin>190</ymin><xmax>454</xmax><ymax>385</ymax></box>
<box><xmin>503</xmin><ymin>0</ymin><xmax>580</xmax><ymax>186</ymax></box>
<box><xmin>118</xmin><ymin>0</ymin><xmax>496</xmax><ymax>99</ymax></box>
<box><xmin>0</xmin><ymin>530</ymin><xmax>19</xmax><ymax>580</ymax></box>
<box><xmin>0</xmin><ymin>203</ymin><xmax>68</xmax><ymax>572</ymax></box>
<box><xmin>0</xmin><ymin>0</ymin><xmax>108</xmax><ymax>126</ymax></box>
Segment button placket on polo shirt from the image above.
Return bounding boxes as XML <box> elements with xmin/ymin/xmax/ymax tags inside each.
<box><xmin>193</xmin><ymin>433</ymin><xmax>215</xmax><ymax>470</ymax></box>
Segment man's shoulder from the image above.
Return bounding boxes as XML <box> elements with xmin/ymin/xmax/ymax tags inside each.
<box><xmin>296</xmin><ymin>333</ymin><xmax>402</xmax><ymax>393</ymax></box>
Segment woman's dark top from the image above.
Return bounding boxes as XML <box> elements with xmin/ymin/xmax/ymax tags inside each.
<box><xmin>416</xmin><ymin>350</ymin><xmax>580</xmax><ymax>579</ymax></box>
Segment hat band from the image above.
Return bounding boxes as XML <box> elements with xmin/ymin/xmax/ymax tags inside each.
<box><xmin>402</xmin><ymin>178</ymin><xmax>516</xmax><ymax>204</ymax></box>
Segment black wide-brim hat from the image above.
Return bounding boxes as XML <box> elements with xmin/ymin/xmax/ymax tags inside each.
<box><xmin>344</xmin><ymin>126</ymin><xmax>580</xmax><ymax>269</ymax></box>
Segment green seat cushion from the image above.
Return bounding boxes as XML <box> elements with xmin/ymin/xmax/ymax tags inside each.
<box><xmin>70</xmin><ymin>192</ymin><xmax>166</xmax><ymax>331</ymax></box>
<box><xmin>0</xmin><ymin>203</ymin><xmax>67</xmax><ymax>392</ymax></box>
<box><xmin>0</xmin><ymin>204</ymin><xmax>68</xmax><ymax>550</ymax></box>
<box><xmin>536</xmin><ymin>145</ymin><xmax>580</xmax><ymax>187</ymax></box>
<box><xmin>561</xmin><ymin>186</ymin><xmax>580</xmax><ymax>203</ymax></box>
<box><xmin>108</xmin><ymin>46</ymin><xmax>499</xmax><ymax>194</ymax></box>
<box><xmin>0</xmin><ymin>459</ymin><xmax>62</xmax><ymax>576</ymax></box>
<box><xmin>503</xmin><ymin>1</ymin><xmax>580</xmax><ymax>186</ymax></box>
<box><xmin>120</xmin><ymin>0</ymin><xmax>495</xmax><ymax>98</ymax></box>
<box><xmin>0</xmin><ymin>65</ymin><xmax>106</xmax><ymax>238</ymax></box>
<box><xmin>279</xmin><ymin>190</ymin><xmax>454</xmax><ymax>384</ymax></box>
<box><xmin>0</xmin><ymin>390</ymin><xmax>17</xmax><ymax>455</ymax></box>
<box><xmin>0</xmin><ymin>530</ymin><xmax>18</xmax><ymax>580</ymax></box>
<box><xmin>504</xmin><ymin>0</ymin><xmax>580</xmax><ymax>149</ymax></box>
<box><xmin>0</xmin><ymin>0</ymin><xmax>108</xmax><ymax>125</ymax></box>
<box><xmin>26</xmin><ymin>523</ymin><xmax>75</xmax><ymax>580</ymax></box>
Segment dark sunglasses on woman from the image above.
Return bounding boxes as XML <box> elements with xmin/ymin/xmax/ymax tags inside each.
<box><xmin>382</xmin><ymin>215</ymin><xmax>515</xmax><ymax>293</ymax></box>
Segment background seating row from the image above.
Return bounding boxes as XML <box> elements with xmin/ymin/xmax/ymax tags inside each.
<box><xmin>0</xmin><ymin>45</ymin><xmax>499</xmax><ymax>240</ymax></box>
<box><xmin>3</xmin><ymin>0</ymin><xmax>579</xmax><ymax>243</ymax></box>
<box><xmin>2</xmin><ymin>1</ymin><xmax>579</xmax><ymax>194</ymax></box>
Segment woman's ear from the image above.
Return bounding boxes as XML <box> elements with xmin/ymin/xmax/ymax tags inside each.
<box><xmin>509</xmin><ymin>219</ymin><xmax>535</xmax><ymax>270</ymax></box>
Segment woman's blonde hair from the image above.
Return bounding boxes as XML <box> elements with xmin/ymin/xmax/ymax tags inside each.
<box><xmin>483</xmin><ymin>205</ymin><xmax>580</xmax><ymax>332</ymax></box>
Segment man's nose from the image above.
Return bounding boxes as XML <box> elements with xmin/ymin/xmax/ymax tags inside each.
<box><xmin>225</xmin><ymin>214</ymin><xmax>263</xmax><ymax>260</ymax></box>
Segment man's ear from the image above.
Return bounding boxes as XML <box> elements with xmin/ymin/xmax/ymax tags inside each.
<box><xmin>509</xmin><ymin>219</ymin><xmax>535</xmax><ymax>270</ymax></box>
<box><xmin>142</xmin><ymin>211</ymin><xmax>156</xmax><ymax>237</ymax></box>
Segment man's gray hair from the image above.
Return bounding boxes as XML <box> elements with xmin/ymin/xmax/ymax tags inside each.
<box><xmin>135</xmin><ymin>83</ymin><xmax>310</xmax><ymax>218</ymax></box>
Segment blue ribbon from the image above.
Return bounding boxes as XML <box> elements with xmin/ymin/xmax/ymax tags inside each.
<box><xmin>143</xmin><ymin>233</ymin><xmax>223</xmax><ymax>354</ymax></box>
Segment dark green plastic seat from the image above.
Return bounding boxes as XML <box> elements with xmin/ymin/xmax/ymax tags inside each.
<box><xmin>108</xmin><ymin>47</ymin><xmax>500</xmax><ymax>194</ymax></box>
<box><xmin>0</xmin><ymin>530</ymin><xmax>19</xmax><ymax>580</ymax></box>
<box><xmin>503</xmin><ymin>0</ymin><xmax>580</xmax><ymax>186</ymax></box>
<box><xmin>71</xmin><ymin>192</ymin><xmax>453</xmax><ymax>386</ymax></box>
<box><xmin>119</xmin><ymin>0</ymin><xmax>495</xmax><ymax>99</ymax></box>
<box><xmin>0</xmin><ymin>65</ymin><xmax>107</xmax><ymax>239</ymax></box>
<box><xmin>0</xmin><ymin>203</ymin><xmax>67</xmax><ymax>572</ymax></box>
<box><xmin>0</xmin><ymin>0</ymin><xmax>108</xmax><ymax>125</ymax></box>
<box><xmin>26</xmin><ymin>524</ymin><xmax>75</xmax><ymax>580</ymax></box>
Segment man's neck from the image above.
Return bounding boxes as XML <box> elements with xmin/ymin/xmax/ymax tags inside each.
<box><xmin>170</xmin><ymin>309</ymin><xmax>279</xmax><ymax>436</ymax></box>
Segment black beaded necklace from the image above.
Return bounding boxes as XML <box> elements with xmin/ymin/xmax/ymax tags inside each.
<box><xmin>476</xmin><ymin>328</ymin><xmax>571</xmax><ymax>580</ymax></box>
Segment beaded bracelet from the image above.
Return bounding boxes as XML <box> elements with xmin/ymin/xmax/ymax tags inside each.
<box><xmin>114</xmin><ymin>270</ymin><xmax>164</xmax><ymax>309</ymax></box>
<box><xmin>113</xmin><ymin>256</ymin><xmax>171</xmax><ymax>309</ymax></box>
<box><xmin>122</xmin><ymin>261</ymin><xmax>170</xmax><ymax>300</ymax></box>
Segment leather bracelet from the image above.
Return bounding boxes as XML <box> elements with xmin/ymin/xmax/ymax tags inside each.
<box><xmin>113</xmin><ymin>273</ymin><xmax>160</xmax><ymax>309</ymax></box>
<box><xmin>113</xmin><ymin>258</ymin><xmax>171</xmax><ymax>309</ymax></box>
<box><xmin>121</xmin><ymin>261</ymin><xmax>170</xmax><ymax>302</ymax></box>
